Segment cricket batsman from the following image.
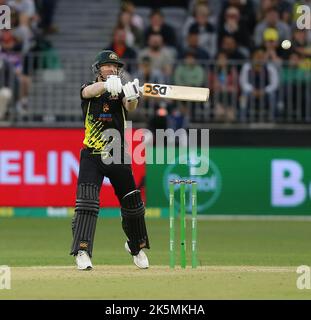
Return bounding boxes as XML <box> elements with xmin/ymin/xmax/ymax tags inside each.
<box><xmin>70</xmin><ymin>50</ymin><xmax>150</xmax><ymax>270</ymax></box>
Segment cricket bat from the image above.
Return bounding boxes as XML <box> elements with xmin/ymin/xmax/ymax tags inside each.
<box><xmin>139</xmin><ymin>83</ymin><xmax>210</xmax><ymax>102</ymax></box>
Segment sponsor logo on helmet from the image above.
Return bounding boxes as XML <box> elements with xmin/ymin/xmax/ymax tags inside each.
<box><xmin>109</xmin><ymin>53</ymin><xmax>118</xmax><ymax>60</ymax></box>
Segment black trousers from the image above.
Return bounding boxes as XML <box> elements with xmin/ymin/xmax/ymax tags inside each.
<box><xmin>77</xmin><ymin>148</ymin><xmax>137</xmax><ymax>203</ymax></box>
<box><xmin>71</xmin><ymin>148</ymin><xmax>149</xmax><ymax>257</ymax></box>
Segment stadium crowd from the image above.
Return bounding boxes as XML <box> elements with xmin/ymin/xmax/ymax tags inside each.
<box><xmin>0</xmin><ymin>0</ymin><xmax>57</xmax><ymax>120</ymax></box>
<box><xmin>108</xmin><ymin>0</ymin><xmax>311</xmax><ymax>126</ymax></box>
<box><xmin>0</xmin><ymin>0</ymin><xmax>310</xmax><ymax>126</ymax></box>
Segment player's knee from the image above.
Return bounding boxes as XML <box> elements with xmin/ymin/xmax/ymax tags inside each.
<box><xmin>75</xmin><ymin>183</ymin><xmax>100</xmax><ymax>215</ymax></box>
<box><xmin>120</xmin><ymin>190</ymin><xmax>145</xmax><ymax>217</ymax></box>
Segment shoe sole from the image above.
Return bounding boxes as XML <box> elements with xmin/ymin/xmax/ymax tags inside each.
<box><xmin>77</xmin><ymin>266</ymin><xmax>93</xmax><ymax>271</ymax></box>
<box><xmin>134</xmin><ymin>261</ymin><xmax>149</xmax><ymax>269</ymax></box>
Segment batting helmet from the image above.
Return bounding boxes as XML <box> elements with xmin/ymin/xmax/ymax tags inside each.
<box><xmin>92</xmin><ymin>50</ymin><xmax>124</xmax><ymax>76</ymax></box>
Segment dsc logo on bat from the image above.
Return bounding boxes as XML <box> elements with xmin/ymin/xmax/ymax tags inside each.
<box><xmin>144</xmin><ymin>84</ymin><xmax>168</xmax><ymax>96</ymax></box>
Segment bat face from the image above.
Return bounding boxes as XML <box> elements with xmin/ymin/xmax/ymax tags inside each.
<box><xmin>141</xmin><ymin>83</ymin><xmax>209</xmax><ymax>102</ymax></box>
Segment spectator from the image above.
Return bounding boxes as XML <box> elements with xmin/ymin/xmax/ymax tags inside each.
<box><xmin>218</xmin><ymin>0</ymin><xmax>257</xmax><ymax>36</ymax></box>
<box><xmin>274</xmin><ymin>0</ymin><xmax>293</xmax><ymax>24</ymax></box>
<box><xmin>0</xmin><ymin>86</ymin><xmax>12</xmax><ymax>120</ymax></box>
<box><xmin>254</xmin><ymin>7</ymin><xmax>291</xmax><ymax>46</ymax></box>
<box><xmin>187</xmin><ymin>4</ymin><xmax>217</xmax><ymax>58</ymax></box>
<box><xmin>0</xmin><ymin>10</ymin><xmax>26</xmax><ymax>115</ymax></box>
<box><xmin>121</xmin><ymin>0</ymin><xmax>145</xmax><ymax>32</ymax></box>
<box><xmin>8</xmin><ymin>0</ymin><xmax>36</xmax><ymax>19</ymax></box>
<box><xmin>139</xmin><ymin>32</ymin><xmax>176</xmax><ymax>82</ymax></box>
<box><xmin>11</xmin><ymin>7</ymin><xmax>35</xmax><ymax>54</ymax></box>
<box><xmin>106</xmin><ymin>27</ymin><xmax>137</xmax><ymax>72</ymax></box>
<box><xmin>219</xmin><ymin>35</ymin><xmax>247</xmax><ymax>62</ymax></box>
<box><xmin>0</xmin><ymin>58</ymin><xmax>15</xmax><ymax>120</ymax></box>
<box><xmin>117</xmin><ymin>10</ymin><xmax>143</xmax><ymax>49</ymax></box>
<box><xmin>0</xmin><ymin>0</ymin><xmax>58</xmax><ymax>120</ymax></box>
<box><xmin>262</xmin><ymin>28</ymin><xmax>283</xmax><ymax>65</ymax></box>
<box><xmin>180</xmin><ymin>31</ymin><xmax>210</xmax><ymax>61</ymax></box>
<box><xmin>0</xmin><ymin>3</ymin><xmax>46</xmax><ymax>117</ymax></box>
<box><xmin>208</xmin><ymin>51</ymin><xmax>239</xmax><ymax>122</ymax></box>
<box><xmin>218</xmin><ymin>6</ymin><xmax>252</xmax><ymax>55</ymax></box>
<box><xmin>36</xmin><ymin>0</ymin><xmax>58</xmax><ymax>34</ymax></box>
<box><xmin>174</xmin><ymin>49</ymin><xmax>205</xmax><ymax>87</ymax></box>
<box><xmin>239</xmin><ymin>48</ymin><xmax>279</xmax><ymax>121</ymax></box>
<box><xmin>144</xmin><ymin>9</ymin><xmax>177</xmax><ymax>48</ymax></box>
<box><xmin>134</xmin><ymin>56</ymin><xmax>165</xmax><ymax>84</ymax></box>
<box><xmin>256</xmin><ymin>0</ymin><xmax>292</xmax><ymax>25</ymax></box>
<box><xmin>174</xmin><ymin>50</ymin><xmax>205</xmax><ymax>122</ymax></box>
<box><xmin>281</xmin><ymin>51</ymin><xmax>311</xmax><ymax>122</ymax></box>
<box><xmin>134</xmin><ymin>56</ymin><xmax>166</xmax><ymax>118</ymax></box>
<box><xmin>256</xmin><ymin>0</ymin><xmax>275</xmax><ymax>23</ymax></box>
<box><xmin>0</xmin><ymin>9</ymin><xmax>23</xmax><ymax>52</ymax></box>
<box><xmin>292</xmin><ymin>29</ymin><xmax>311</xmax><ymax>61</ymax></box>
<box><xmin>188</xmin><ymin>0</ymin><xmax>221</xmax><ymax>26</ymax></box>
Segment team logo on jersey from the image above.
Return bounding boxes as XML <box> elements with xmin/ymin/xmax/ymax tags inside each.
<box><xmin>103</xmin><ymin>103</ymin><xmax>110</xmax><ymax>112</ymax></box>
<box><xmin>109</xmin><ymin>53</ymin><xmax>118</xmax><ymax>60</ymax></box>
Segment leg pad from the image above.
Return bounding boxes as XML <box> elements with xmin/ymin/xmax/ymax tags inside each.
<box><xmin>121</xmin><ymin>190</ymin><xmax>150</xmax><ymax>255</ymax></box>
<box><xmin>70</xmin><ymin>184</ymin><xmax>100</xmax><ymax>257</ymax></box>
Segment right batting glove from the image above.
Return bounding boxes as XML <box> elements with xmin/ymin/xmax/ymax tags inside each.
<box><xmin>123</xmin><ymin>78</ymin><xmax>140</xmax><ymax>102</ymax></box>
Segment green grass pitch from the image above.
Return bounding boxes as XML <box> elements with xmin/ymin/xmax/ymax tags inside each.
<box><xmin>0</xmin><ymin>217</ymin><xmax>311</xmax><ymax>299</ymax></box>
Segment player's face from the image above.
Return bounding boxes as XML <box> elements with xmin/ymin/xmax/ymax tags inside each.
<box><xmin>99</xmin><ymin>64</ymin><xmax>118</xmax><ymax>80</ymax></box>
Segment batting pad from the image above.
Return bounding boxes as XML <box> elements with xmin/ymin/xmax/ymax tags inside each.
<box><xmin>121</xmin><ymin>190</ymin><xmax>150</xmax><ymax>255</ymax></box>
<box><xmin>70</xmin><ymin>184</ymin><xmax>100</xmax><ymax>257</ymax></box>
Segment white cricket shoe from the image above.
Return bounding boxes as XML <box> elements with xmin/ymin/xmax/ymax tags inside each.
<box><xmin>125</xmin><ymin>241</ymin><xmax>149</xmax><ymax>269</ymax></box>
<box><xmin>76</xmin><ymin>250</ymin><xmax>93</xmax><ymax>270</ymax></box>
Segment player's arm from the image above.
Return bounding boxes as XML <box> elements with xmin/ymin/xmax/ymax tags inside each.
<box><xmin>81</xmin><ymin>76</ymin><xmax>122</xmax><ymax>99</ymax></box>
<box><xmin>122</xmin><ymin>79</ymin><xmax>140</xmax><ymax>112</ymax></box>
<box><xmin>81</xmin><ymin>82</ymin><xmax>106</xmax><ymax>99</ymax></box>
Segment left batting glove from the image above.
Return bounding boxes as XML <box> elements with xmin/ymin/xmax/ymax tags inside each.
<box><xmin>104</xmin><ymin>75</ymin><xmax>122</xmax><ymax>97</ymax></box>
<box><xmin>123</xmin><ymin>78</ymin><xmax>140</xmax><ymax>102</ymax></box>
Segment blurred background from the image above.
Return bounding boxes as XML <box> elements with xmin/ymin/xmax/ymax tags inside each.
<box><xmin>0</xmin><ymin>0</ymin><xmax>310</xmax><ymax>126</ymax></box>
<box><xmin>0</xmin><ymin>0</ymin><xmax>311</xmax><ymax>218</ymax></box>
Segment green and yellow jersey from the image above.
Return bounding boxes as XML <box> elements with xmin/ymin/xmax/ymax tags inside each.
<box><xmin>80</xmin><ymin>81</ymin><xmax>128</xmax><ymax>159</ymax></box>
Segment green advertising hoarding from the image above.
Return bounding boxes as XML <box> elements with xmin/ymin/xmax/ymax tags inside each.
<box><xmin>146</xmin><ymin>147</ymin><xmax>311</xmax><ymax>215</ymax></box>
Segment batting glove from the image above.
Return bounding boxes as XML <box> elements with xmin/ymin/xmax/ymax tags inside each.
<box><xmin>123</xmin><ymin>78</ymin><xmax>140</xmax><ymax>102</ymax></box>
<box><xmin>104</xmin><ymin>75</ymin><xmax>122</xmax><ymax>97</ymax></box>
